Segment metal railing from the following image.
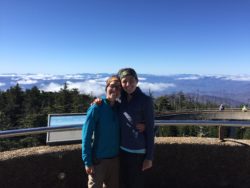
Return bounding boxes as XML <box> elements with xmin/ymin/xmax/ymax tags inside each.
<box><xmin>0</xmin><ymin>124</ymin><xmax>82</xmax><ymax>138</ymax></box>
<box><xmin>1</xmin><ymin>120</ymin><xmax>250</xmax><ymax>140</ymax></box>
<box><xmin>155</xmin><ymin>120</ymin><xmax>250</xmax><ymax>127</ymax></box>
<box><xmin>155</xmin><ymin>120</ymin><xmax>250</xmax><ymax>140</ymax></box>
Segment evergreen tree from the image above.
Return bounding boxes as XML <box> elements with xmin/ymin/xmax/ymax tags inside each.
<box><xmin>3</xmin><ymin>84</ymin><xmax>24</xmax><ymax>127</ymax></box>
<box><xmin>24</xmin><ymin>86</ymin><xmax>42</xmax><ymax>114</ymax></box>
<box><xmin>155</xmin><ymin>95</ymin><xmax>172</xmax><ymax>112</ymax></box>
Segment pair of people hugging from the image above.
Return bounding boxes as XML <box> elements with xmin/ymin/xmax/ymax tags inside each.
<box><xmin>82</xmin><ymin>68</ymin><xmax>155</xmax><ymax>188</ymax></box>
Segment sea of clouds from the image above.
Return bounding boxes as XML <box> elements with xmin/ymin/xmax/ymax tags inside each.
<box><xmin>1</xmin><ymin>73</ymin><xmax>250</xmax><ymax>102</ymax></box>
<box><xmin>0</xmin><ymin>73</ymin><xmax>176</xmax><ymax>97</ymax></box>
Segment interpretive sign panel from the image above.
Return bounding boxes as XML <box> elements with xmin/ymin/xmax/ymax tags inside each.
<box><xmin>46</xmin><ymin>113</ymin><xmax>86</xmax><ymax>144</ymax></box>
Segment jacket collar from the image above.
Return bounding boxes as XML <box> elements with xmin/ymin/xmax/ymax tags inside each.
<box><xmin>121</xmin><ymin>87</ymin><xmax>142</xmax><ymax>99</ymax></box>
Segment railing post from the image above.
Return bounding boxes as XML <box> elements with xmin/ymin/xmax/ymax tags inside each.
<box><xmin>218</xmin><ymin>125</ymin><xmax>224</xmax><ymax>141</ymax></box>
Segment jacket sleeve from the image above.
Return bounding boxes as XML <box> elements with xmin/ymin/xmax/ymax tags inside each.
<box><xmin>144</xmin><ymin>96</ymin><xmax>155</xmax><ymax>160</ymax></box>
<box><xmin>82</xmin><ymin>105</ymin><xmax>99</xmax><ymax>167</ymax></box>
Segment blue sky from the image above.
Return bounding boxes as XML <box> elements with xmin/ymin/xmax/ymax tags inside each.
<box><xmin>0</xmin><ymin>0</ymin><xmax>249</xmax><ymax>75</ymax></box>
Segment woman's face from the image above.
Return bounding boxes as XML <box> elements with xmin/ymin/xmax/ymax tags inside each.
<box><xmin>121</xmin><ymin>75</ymin><xmax>138</xmax><ymax>94</ymax></box>
<box><xmin>106</xmin><ymin>81</ymin><xmax>121</xmax><ymax>101</ymax></box>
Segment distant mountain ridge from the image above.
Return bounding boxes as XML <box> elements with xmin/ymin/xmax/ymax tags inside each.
<box><xmin>0</xmin><ymin>73</ymin><xmax>250</xmax><ymax>105</ymax></box>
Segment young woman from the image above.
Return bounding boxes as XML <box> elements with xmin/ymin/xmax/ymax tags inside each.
<box><xmin>117</xmin><ymin>68</ymin><xmax>155</xmax><ymax>188</ymax></box>
<box><xmin>82</xmin><ymin>75</ymin><xmax>121</xmax><ymax>188</ymax></box>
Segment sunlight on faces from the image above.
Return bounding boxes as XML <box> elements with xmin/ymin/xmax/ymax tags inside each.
<box><xmin>121</xmin><ymin>75</ymin><xmax>138</xmax><ymax>94</ymax></box>
<box><xmin>106</xmin><ymin>81</ymin><xmax>121</xmax><ymax>102</ymax></box>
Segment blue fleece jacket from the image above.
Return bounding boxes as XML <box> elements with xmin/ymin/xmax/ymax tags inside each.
<box><xmin>119</xmin><ymin>87</ymin><xmax>155</xmax><ymax>160</ymax></box>
<box><xmin>82</xmin><ymin>98</ymin><xmax>120</xmax><ymax>167</ymax></box>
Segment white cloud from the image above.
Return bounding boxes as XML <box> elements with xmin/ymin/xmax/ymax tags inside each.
<box><xmin>33</xmin><ymin>76</ymin><xmax>177</xmax><ymax>97</ymax></box>
<box><xmin>8</xmin><ymin>74</ymin><xmax>60</xmax><ymax>81</ymax></box>
<box><xmin>222</xmin><ymin>75</ymin><xmax>250</xmax><ymax>81</ymax></box>
<box><xmin>17</xmin><ymin>79</ymin><xmax>38</xmax><ymax>85</ymax></box>
<box><xmin>25</xmin><ymin>74</ymin><xmax>60</xmax><ymax>80</ymax></box>
<box><xmin>176</xmin><ymin>76</ymin><xmax>201</xmax><ymax>80</ymax></box>
<box><xmin>67</xmin><ymin>80</ymin><xmax>106</xmax><ymax>96</ymax></box>
<box><xmin>11</xmin><ymin>77</ymin><xmax>20</xmax><ymax>81</ymax></box>
<box><xmin>63</xmin><ymin>74</ymin><xmax>86</xmax><ymax>80</ymax></box>
<box><xmin>39</xmin><ymin>79</ymin><xmax>106</xmax><ymax>97</ymax></box>
<box><xmin>138</xmin><ymin>77</ymin><xmax>147</xmax><ymax>81</ymax></box>
<box><xmin>138</xmin><ymin>82</ymin><xmax>175</xmax><ymax>92</ymax></box>
<box><xmin>66</xmin><ymin>80</ymin><xmax>175</xmax><ymax>96</ymax></box>
<box><xmin>0</xmin><ymin>74</ymin><xmax>18</xmax><ymax>77</ymax></box>
<box><xmin>200</xmin><ymin>74</ymin><xmax>250</xmax><ymax>81</ymax></box>
<box><xmin>40</xmin><ymin>82</ymin><xmax>63</xmax><ymax>92</ymax></box>
<box><xmin>0</xmin><ymin>82</ymin><xmax>5</xmax><ymax>86</ymax></box>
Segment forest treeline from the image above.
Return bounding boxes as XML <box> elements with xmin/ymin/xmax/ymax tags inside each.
<box><xmin>0</xmin><ymin>84</ymin><xmax>249</xmax><ymax>151</ymax></box>
<box><xmin>0</xmin><ymin>84</ymin><xmax>93</xmax><ymax>151</ymax></box>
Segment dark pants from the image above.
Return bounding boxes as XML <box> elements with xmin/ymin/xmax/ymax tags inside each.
<box><xmin>120</xmin><ymin>149</ymin><xmax>145</xmax><ymax>188</ymax></box>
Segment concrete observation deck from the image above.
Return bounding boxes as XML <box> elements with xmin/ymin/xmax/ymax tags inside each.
<box><xmin>1</xmin><ymin>137</ymin><xmax>250</xmax><ymax>188</ymax></box>
<box><xmin>1</xmin><ymin>110</ymin><xmax>250</xmax><ymax>188</ymax></box>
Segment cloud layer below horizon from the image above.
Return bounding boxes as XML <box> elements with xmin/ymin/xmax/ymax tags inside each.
<box><xmin>1</xmin><ymin>73</ymin><xmax>250</xmax><ymax>99</ymax></box>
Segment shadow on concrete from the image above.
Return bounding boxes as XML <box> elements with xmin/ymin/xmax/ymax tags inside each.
<box><xmin>1</xmin><ymin>140</ymin><xmax>250</xmax><ymax>188</ymax></box>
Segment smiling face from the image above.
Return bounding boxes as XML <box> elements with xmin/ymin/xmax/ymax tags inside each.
<box><xmin>106</xmin><ymin>80</ymin><xmax>121</xmax><ymax>103</ymax></box>
<box><xmin>121</xmin><ymin>75</ymin><xmax>138</xmax><ymax>94</ymax></box>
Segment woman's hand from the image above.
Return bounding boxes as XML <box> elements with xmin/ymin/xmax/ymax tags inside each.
<box><xmin>85</xmin><ymin>166</ymin><xmax>94</xmax><ymax>175</ymax></box>
<box><xmin>136</xmin><ymin>123</ymin><xmax>145</xmax><ymax>133</ymax></box>
<box><xmin>91</xmin><ymin>98</ymin><xmax>102</xmax><ymax>106</ymax></box>
<box><xmin>142</xmin><ymin>159</ymin><xmax>152</xmax><ymax>171</ymax></box>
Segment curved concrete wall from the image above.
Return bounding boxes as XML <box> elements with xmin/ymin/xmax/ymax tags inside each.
<box><xmin>1</xmin><ymin>138</ymin><xmax>250</xmax><ymax>188</ymax></box>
